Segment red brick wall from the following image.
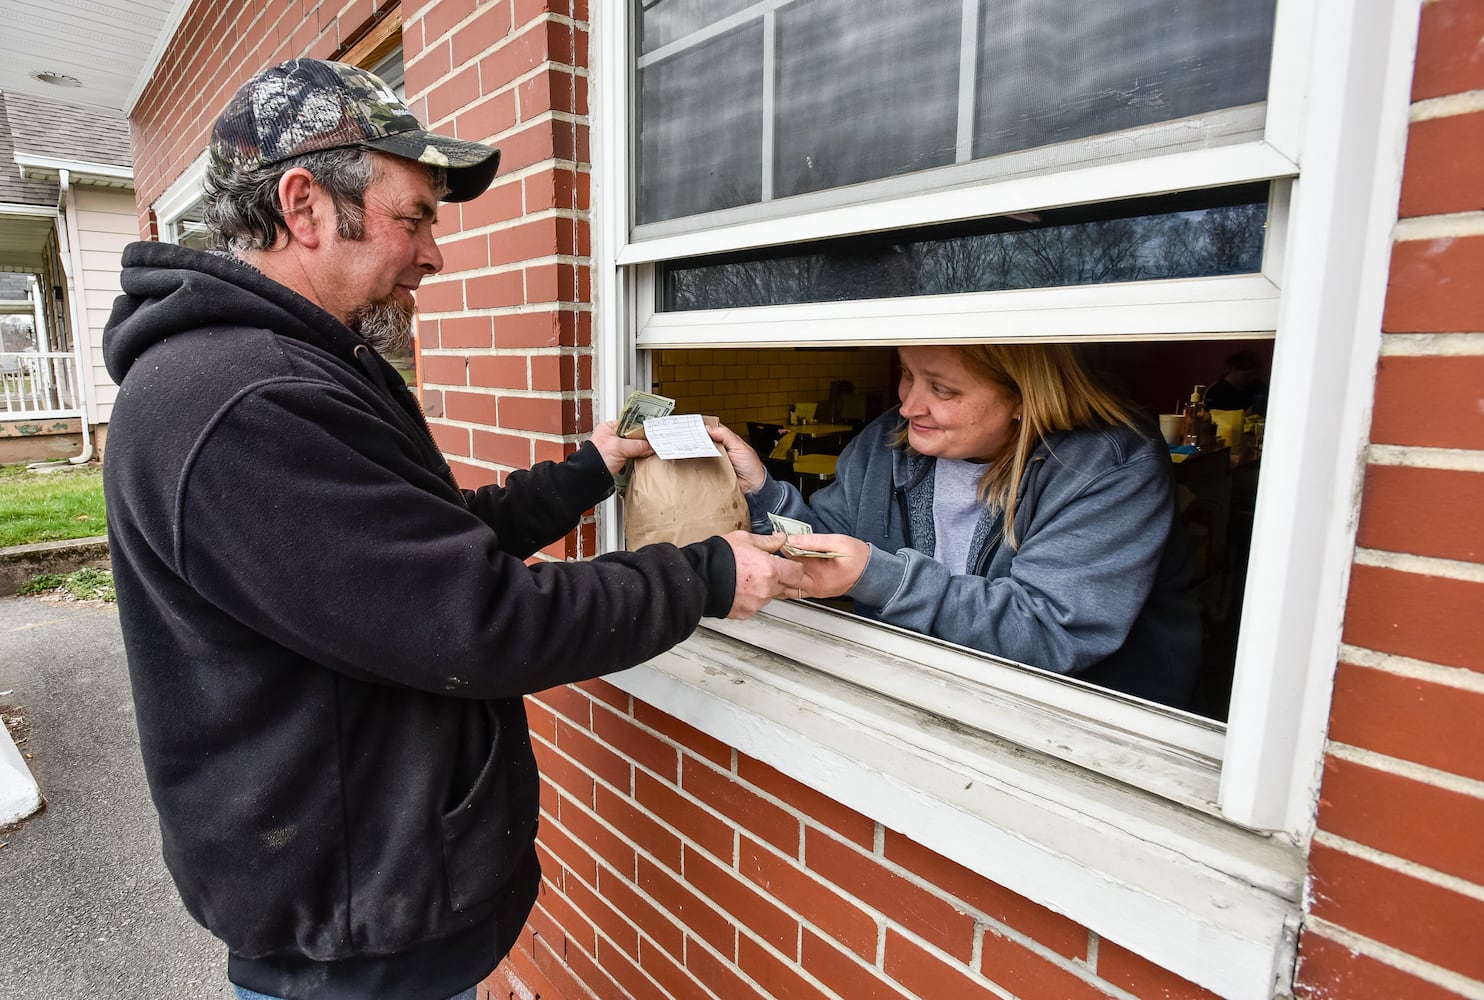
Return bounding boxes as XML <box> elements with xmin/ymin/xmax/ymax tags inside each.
<box><xmin>130</xmin><ymin>0</ymin><xmax>390</xmax><ymax>235</ymax></box>
<box><xmin>1294</xmin><ymin>1</ymin><xmax>1484</xmax><ymax>997</ymax></box>
<box><xmin>483</xmin><ymin>678</ymin><xmax>1222</xmax><ymax>1000</ymax></box>
<box><xmin>406</xmin><ymin>0</ymin><xmax>596</xmax><ymax>565</ymax></box>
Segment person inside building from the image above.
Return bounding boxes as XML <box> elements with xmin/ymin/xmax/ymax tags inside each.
<box><xmin>710</xmin><ymin>343</ymin><xmax>1201</xmax><ymax>710</ymax></box>
<box><xmin>1202</xmin><ymin>348</ymin><xmax>1269</xmax><ymax>414</ymax></box>
<box><xmin>101</xmin><ymin>58</ymin><xmax>809</xmax><ymax>1000</ymax></box>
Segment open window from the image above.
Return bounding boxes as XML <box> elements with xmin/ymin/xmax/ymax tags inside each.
<box><xmin>594</xmin><ymin>2</ymin><xmax>1415</xmax><ymax>996</ymax></box>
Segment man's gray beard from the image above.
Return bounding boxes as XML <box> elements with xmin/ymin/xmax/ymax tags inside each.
<box><xmin>349</xmin><ymin>296</ymin><xmax>414</xmax><ymax>357</ymax></box>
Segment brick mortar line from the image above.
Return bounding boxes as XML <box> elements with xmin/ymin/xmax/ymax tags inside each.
<box><xmin>432</xmin><ymin>381</ymin><xmax>596</xmax><ymax>397</ymax></box>
<box><xmin>460</xmin><ymin>157</ymin><xmax>587</xmax><ymax>186</ymax></box>
<box><xmin>1352</xmin><ymin>546</ymin><xmax>1484</xmax><ymax>583</ymax></box>
<box><xmin>422</xmin><ymin>346</ymin><xmax>578</xmax><ymax>355</ymax></box>
<box><xmin>1299</xmin><ymin>917</ymin><xmax>1484</xmax><ymax>999</ymax></box>
<box><xmin>1393</xmin><ymin>210</ymin><xmax>1484</xmax><ymax>241</ymax></box>
<box><xmin>421</xmin><ymin>255</ymin><xmax>585</xmax><ymax>282</ymax></box>
<box><xmin>420</xmin><ymin>306</ymin><xmax>593</xmax><ymax>323</ymax></box>
<box><xmin>1324</xmin><ymin>740</ymin><xmax>1484</xmax><ymax>798</ymax></box>
<box><xmin>1410</xmin><ymin>88</ymin><xmax>1484</xmax><ymax>122</ymax></box>
<box><xmin>1378</xmin><ymin>332</ymin><xmax>1484</xmax><ymax>355</ymax></box>
<box><xmin>1366</xmin><ymin>444</ymin><xmax>1484</xmax><ymax>471</ymax></box>
<box><xmin>1338</xmin><ymin>644</ymin><xmax>1484</xmax><ymax>693</ymax></box>
<box><xmin>437</xmin><ymin>215</ymin><xmax>592</xmax><ymax>245</ymax></box>
<box><xmin>1310</xmin><ymin>830</ymin><xmax>1484</xmax><ymax>903</ymax></box>
<box><xmin>443</xmin><ymin>204</ymin><xmax>585</xmax><ymax>230</ymax></box>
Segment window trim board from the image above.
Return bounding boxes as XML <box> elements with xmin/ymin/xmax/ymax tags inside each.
<box><xmin>619</xmin><ymin>139</ymin><xmax>1297</xmax><ymax>266</ymax></box>
<box><xmin>1218</xmin><ymin>0</ymin><xmax>1423</xmax><ymax>832</ymax></box>
<box><xmin>637</xmin><ymin>273</ymin><xmax>1281</xmax><ymax>348</ymax></box>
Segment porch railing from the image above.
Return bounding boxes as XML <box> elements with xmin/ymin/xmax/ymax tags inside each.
<box><xmin>0</xmin><ymin>351</ymin><xmax>84</xmax><ymax>420</ymax></box>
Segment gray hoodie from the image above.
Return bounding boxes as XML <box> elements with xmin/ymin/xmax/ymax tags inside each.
<box><xmin>748</xmin><ymin>408</ymin><xmax>1201</xmax><ymax>710</ymax></box>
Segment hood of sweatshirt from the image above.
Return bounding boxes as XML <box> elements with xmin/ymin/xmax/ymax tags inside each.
<box><xmin>104</xmin><ymin>241</ymin><xmax>366</xmax><ymax>387</ymax></box>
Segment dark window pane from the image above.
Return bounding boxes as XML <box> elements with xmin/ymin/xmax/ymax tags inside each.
<box><xmin>973</xmin><ymin>0</ymin><xmax>1278</xmax><ymax>158</ymax></box>
<box><xmin>661</xmin><ymin>186</ymin><xmax>1268</xmax><ymax>310</ymax></box>
<box><xmin>773</xmin><ymin>0</ymin><xmax>959</xmax><ymax>197</ymax></box>
<box><xmin>636</xmin><ymin>24</ymin><xmax>764</xmax><ymax>224</ymax></box>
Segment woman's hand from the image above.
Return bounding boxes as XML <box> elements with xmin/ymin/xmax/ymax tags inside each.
<box><xmin>590</xmin><ymin>420</ymin><xmax>654</xmax><ymax>477</ymax></box>
<box><xmin>708</xmin><ymin>422</ymin><xmax>769</xmax><ymax>494</ymax></box>
<box><xmin>782</xmin><ymin>533</ymin><xmax>869</xmax><ymax>598</ymax></box>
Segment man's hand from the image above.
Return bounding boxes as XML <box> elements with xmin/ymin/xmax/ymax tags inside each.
<box><xmin>722</xmin><ymin>531</ymin><xmax>812</xmax><ymax>619</ymax></box>
<box><xmin>708</xmin><ymin>423</ymin><xmax>769</xmax><ymax>495</ymax></box>
<box><xmin>591</xmin><ymin>419</ymin><xmax>654</xmax><ymax>477</ymax></box>
<box><xmin>780</xmin><ymin>533</ymin><xmax>869</xmax><ymax>598</ymax></box>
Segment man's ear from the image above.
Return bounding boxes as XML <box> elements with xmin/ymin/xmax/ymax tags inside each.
<box><xmin>277</xmin><ymin>168</ymin><xmax>324</xmax><ymax>249</ymax></box>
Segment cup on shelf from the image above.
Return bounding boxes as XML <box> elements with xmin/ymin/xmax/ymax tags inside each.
<box><xmin>1158</xmin><ymin>413</ymin><xmax>1184</xmax><ymax>446</ymax></box>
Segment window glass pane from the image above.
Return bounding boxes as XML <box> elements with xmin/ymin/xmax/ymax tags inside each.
<box><xmin>172</xmin><ymin>203</ymin><xmax>214</xmax><ymax>252</ymax></box>
<box><xmin>632</xmin><ymin>0</ymin><xmax>1278</xmax><ymax>227</ymax></box>
<box><xmin>662</xmin><ymin>186</ymin><xmax>1267</xmax><ymax>311</ymax></box>
<box><xmin>1</xmin><ymin>314</ymin><xmax>37</xmax><ymax>353</ymax></box>
<box><xmin>636</xmin><ymin>23</ymin><xmax>764</xmax><ymax>224</ymax></box>
<box><xmin>974</xmin><ymin>0</ymin><xmax>1277</xmax><ymax>158</ymax></box>
<box><xmin>638</xmin><ymin>0</ymin><xmax>759</xmax><ymax>53</ymax></box>
<box><xmin>371</xmin><ymin>47</ymin><xmax>406</xmax><ymax>97</ymax></box>
<box><xmin>773</xmin><ymin>0</ymin><xmax>959</xmax><ymax>198</ymax></box>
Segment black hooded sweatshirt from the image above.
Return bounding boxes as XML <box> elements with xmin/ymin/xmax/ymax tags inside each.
<box><xmin>102</xmin><ymin>242</ymin><xmax>735</xmax><ymax>999</ymax></box>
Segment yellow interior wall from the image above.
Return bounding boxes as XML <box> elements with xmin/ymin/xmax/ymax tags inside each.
<box><xmin>652</xmin><ymin>347</ymin><xmax>895</xmax><ymax>431</ymax></box>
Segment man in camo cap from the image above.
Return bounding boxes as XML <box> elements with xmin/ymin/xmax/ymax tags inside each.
<box><xmin>209</xmin><ymin>58</ymin><xmax>499</xmax><ymax>202</ymax></box>
<box><xmin>102</xmin><ymin>57</ymin><xmax>803</xmax><ymax>1000</ymax></box>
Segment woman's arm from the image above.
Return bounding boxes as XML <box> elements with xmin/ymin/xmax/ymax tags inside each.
<box><xmin>842</xmin><ymin>446</ymin><xmax>1175</xmax><ymax>675</ymax></box>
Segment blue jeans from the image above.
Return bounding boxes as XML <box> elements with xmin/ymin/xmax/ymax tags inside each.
<box><xmin>234</xmin><ymin>988</ymin><xmax>477</xmax><ymax>1000</ymax></box>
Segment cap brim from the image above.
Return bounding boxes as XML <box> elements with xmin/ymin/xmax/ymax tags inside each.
<box><xmin>363</xmin><ymin>131</ymin><xmax>501</xmax><ymax>202</ymax></box>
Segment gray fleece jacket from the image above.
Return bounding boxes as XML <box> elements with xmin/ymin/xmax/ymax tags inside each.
<box><xmin>747</xmin><ymin>408</ymin><xmax>1201</xmax><ymax>710</ymax></box>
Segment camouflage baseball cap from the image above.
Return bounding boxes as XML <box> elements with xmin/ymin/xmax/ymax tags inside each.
<box><xmin>210</xmin><ymin>58</ymin><xmax>499</xmax><ymax>202</ymax></box>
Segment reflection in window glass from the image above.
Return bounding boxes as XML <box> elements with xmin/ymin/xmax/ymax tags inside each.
<box><xmin>638</xmin><ymin>0</ymin><xmax>759</xmax><ymax>53</ymax></box>
<box><xmin>636</xmin><ymin>23</ymin><xmax>764</xmax><ymax>224</ymax></box>
<box><xmin>662</xmin><ymin>187</ymin><xmax>1268</xmax><ymax>310</ymax></box>
<box><xmin>173</xmin><ymin>204</ymin><xmax>214</xmax><ymax>252</ymax></box>
<box><xmin>632</xmin><ymin>0</ymin><xmax>1278</xmax><ymax>226</ymax></box>
<box><xmin>774</xmin><ymin>0</ymin><xmax>959</xmax><ymax>198</ymax></box>
<box><xmin>973</xmin><ymin>0</ymin><xmax>1277</xmax><ymax>158</ymax></box>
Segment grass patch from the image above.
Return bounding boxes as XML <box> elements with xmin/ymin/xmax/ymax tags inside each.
<box><xmin>19</xmin><ymin>567</ymin><xmax>115</xmax><ymax>602</ymax></box>
<box><xmin>0</xmin><ymin>463</ymin><xmax>107</xmax><ymax>548</ymax></box>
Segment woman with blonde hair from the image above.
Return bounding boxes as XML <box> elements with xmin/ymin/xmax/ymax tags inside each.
<box><xmin>711</xmin><ymin>342</ymin><xmax>1201</xmax><ymax>710</ymax></box>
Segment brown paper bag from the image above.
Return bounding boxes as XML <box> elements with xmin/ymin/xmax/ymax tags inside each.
<box><xmin>623</xmin><ymin>416</ymin><xmax>748</xmax><ymax>550</ymax></box>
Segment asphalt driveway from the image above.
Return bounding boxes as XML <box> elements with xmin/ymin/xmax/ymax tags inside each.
<box><xmin>0</xmin><ymin>594</ymin><xmax>231</xmax><ymax>998</ymax></box>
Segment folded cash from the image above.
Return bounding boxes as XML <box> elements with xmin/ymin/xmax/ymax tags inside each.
<box><xmin>767</xmin><ymin>512</ymin><xmax>843</xmax><ymax>558</ymax></box>
<box><xmin>617</xmin><ymin>390</ymin><xmax>675</xmax><ymax>438</ymax></box>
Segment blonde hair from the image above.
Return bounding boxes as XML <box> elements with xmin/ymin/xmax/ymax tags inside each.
<box><xmin>893</xmin><ymin>344</ymin><xmax>1142</xmax><ymax>548</ymax></box>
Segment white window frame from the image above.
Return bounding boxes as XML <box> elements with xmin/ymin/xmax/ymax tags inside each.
<box><xmin>591</xmin><ymin>2</ymin><xmax>1422</xmax><ymax>996</ymax></box>
<box><xmin>153</xmin><ymin>151</ymin><xmax>209</xmax><ymax>248</ymax></box>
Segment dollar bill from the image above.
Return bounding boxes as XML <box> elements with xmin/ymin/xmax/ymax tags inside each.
<box><xmin>617</xmin><ymin>390</ymin><xmax>675</xmax><ymax>438</ymax></box>
<box><xmin>767</xmin><ymin>512</ymin><xmax>844</xmax><ymax>558</ymax></box>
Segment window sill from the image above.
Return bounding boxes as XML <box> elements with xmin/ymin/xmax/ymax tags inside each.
<box><xmin>606</xmin><ymin>619</ymin><xmax>1304</xmax><ymax>1000</ymax></box>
